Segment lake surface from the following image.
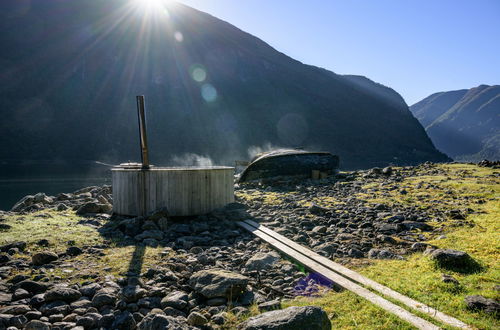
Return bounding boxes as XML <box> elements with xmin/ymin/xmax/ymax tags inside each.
<box><xmin>0</xmin><ymin>163</ymin><xmax>111</xmax><ymax>211</ymax></box>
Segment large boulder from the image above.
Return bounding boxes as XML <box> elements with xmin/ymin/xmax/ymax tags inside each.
<box><xmin>189</xmin><ymin>269</ymin><xmax>249</xmax><ymax>299</ymax></box>
<box><xmin>32</xmin><ymin>251</ymin><xmax>58</xmax><ymax>266</ymax></box>
<box><xmin>464</xmin><ymin>295</ymin><xmax>499</xmax><ymax>314</ymax></box>
<box><xmin>245</xmin><ymin>252</ymin><xmax>280</xmax><ymax>271</ymax></box>
<box><xmin>44</xmin><ymin>287</ymin><xmax>82</xmax><ymax>303</ymax></box>
<box><xmin>239</xmin><ymin>306</ymin><xmax>331</xmax><ymax>330</ymax></box>
<box><xmin>160</xmin><ymin>291</ymin><xmax>189</xmax><ymax>310</ymax></box>
<box><xmin>137</xmin><ymin>313</ymin><xmax>191</xmax><ymax>330</ymax></box>
<box><xmin>430</xmin><ymin>249</ymin><xmax>477</xmax><ymax>270</ymax></box>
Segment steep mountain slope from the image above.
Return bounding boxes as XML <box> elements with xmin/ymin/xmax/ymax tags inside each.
<box><xmin>411</xmin><ymin>85</ymin><xmax>500</xmax><ymax>161</ymax></box>
<box><xmin>0</xmin><ymin>0</ymin><xmax>449</xmax><ymax>169</ymax></box>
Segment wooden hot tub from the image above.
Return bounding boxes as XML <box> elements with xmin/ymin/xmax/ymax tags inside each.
<box><xmin>112</xmin><ymin>165</ymin><xmax>234</xmax><ymax>216</ymax></box>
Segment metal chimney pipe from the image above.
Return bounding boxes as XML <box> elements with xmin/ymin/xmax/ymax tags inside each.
<box><xmin>136</xmin><ymin>95</ymin><xmax>150</xmax><ymax>169</ymax></box>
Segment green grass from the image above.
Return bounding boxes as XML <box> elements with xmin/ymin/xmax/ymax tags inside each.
<box><xmin>285</xmin><ymin>164</ymin><xmax>499</xmax><ymax>329</ymax></box>
<box><xmin>0</xmin><ymin>210</ymin><xmax>104</xmax><ymax>252</ymax></box>
<box><xmin>0</xmin><ymin>210</ymin><xmax>174</xmax><ymax>284</ymax></box>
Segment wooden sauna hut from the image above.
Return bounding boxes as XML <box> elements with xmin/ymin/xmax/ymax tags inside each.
<box><xmin>112</xmin><ymin>96</ymin><xmax>234</xmax><ymax>217</ymax></box>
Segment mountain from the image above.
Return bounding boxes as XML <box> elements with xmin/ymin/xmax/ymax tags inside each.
<box><xmin>0</xmin><ymin>0</ymin><xmax>449</xmax><ymax>169</ymax></box>
<box><xmin>410</xmin><ymin>85</ymin><xmax>500</xmax><ymax>161</ymax></box>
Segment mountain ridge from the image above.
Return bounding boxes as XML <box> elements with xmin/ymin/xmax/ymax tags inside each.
<box><xmin>0</xmin><ymin>0</ymin><xmax>449</xmax><ymax>168</ymax></box>
<box><xmin>410</xmin><ymin>85</ymin><xmax>500</xmax><ymax>161</ymax></box>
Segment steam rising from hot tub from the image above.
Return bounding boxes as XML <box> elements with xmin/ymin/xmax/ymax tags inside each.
<box><xmin>171</xmin><ymin>153</ymin><xmax>214</xmax><ymax>167</ymax></box>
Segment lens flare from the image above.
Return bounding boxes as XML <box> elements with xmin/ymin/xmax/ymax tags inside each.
<box><xmin>190</xmin><ymin>64</ymin><xmax>207</xmax><ymax>82</ymax></box>
<box><xmin>201</xmin><ymin>84</ymin><xmax>217</xmax><ymax>102</ymax></box>
<box><xmin>174</xmin><ymin>31</ymin><xmax>183</xmax><ymax>42</ymax></box>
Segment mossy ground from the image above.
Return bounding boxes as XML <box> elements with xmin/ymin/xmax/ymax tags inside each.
<box><xmin>1</xmin><ymin>164</ymin><xmax>498</xmax><ymax>329</ymax></box>
<box><xmin>286</xmin><ymin>164</ymin><xmax>499</xmax><ymax>329</ymax></box>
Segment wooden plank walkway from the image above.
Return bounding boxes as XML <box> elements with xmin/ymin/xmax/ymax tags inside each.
<box><xmin>237</xmin><ymin>219</ymin><xmax>470</xmax><ymax>330</ymax></box>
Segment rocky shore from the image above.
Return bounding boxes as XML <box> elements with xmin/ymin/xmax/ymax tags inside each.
<box><xmin>0</xmin><ymin>162</ymin><xmax>498</xmax><ymax>329</ymax></box>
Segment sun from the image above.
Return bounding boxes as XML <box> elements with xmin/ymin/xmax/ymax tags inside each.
<box><xmin>133</xmin><ymin>0</ymin><xmax>169</xmax><ymax>10</ymax></box>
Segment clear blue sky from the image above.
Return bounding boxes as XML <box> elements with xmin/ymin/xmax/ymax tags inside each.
<box><xmin>176</xmin><ymin>0</ymin><xmax>500</xmax><ymax>105</ymax></box>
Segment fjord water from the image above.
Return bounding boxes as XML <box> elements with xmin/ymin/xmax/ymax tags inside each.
<box><xmin>0</xmin><ymin>163</ymin><xmax>110</xmax><ymax>211</ymax></box>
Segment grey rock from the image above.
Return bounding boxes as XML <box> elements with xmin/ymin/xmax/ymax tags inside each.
<box><xmin>308</xmin><ymin>204</ymin><xmax>329</xmax><ymax>215</ymax></box>
<box><xmin>66</xmin><ymin>246</ymin><xmax>83</xmax><ymax>256</ymax></box>
<box><xmin>160</xmin><ymin>291</ymin><xmax>188</xmax><ymax>310</ymax></box>
<box><xmin>410</xmin><ymin>242</ymin><xmax>429</xmax><ymax>252</ymax></box>
<box><xmin>348</xmin><ymin>248</ymin><xmax>364</xmax><ymax>258</ymax></box>
<box><xmin>112</xmin><ymin>311</ymin><xmax>137</xmax><ymax>330</ymax></box>
<box><xmin>76</xmin><ymin>202</ymin><xmax>113</xmax><ymax>215</ymax></box>
<box><xmin>13</xmin><ymin>288</ymin><xmax>31</xmax><ymax>300</ymax></box>
<box><xmin>377</xmin><ymin>223</ymin><xmax>403</xmax><ymax>234</ymax></box>
<box><xmin>70</xmin><ymin>299</ymin><xmax>92</xmax><ymax>309</ymax></box>
<box><xmin>0</xmin><ymin>304</ymin><xmax>31</xmax><ymax>315</ymax></box>
<box><xmin>10</xmin><ymin>314</ymin><xmax>28</xmax><ymax>327</ymax></box>
<box><xmin>401</xmin><ymin>221</ymin><xmax>432</xmax><ymax>231</ymax></box>
<box><xmin>56</xmin><ymin>203</ymin><xmax>69</xmax><ymax>211</ymax></box>
<box><xmin>206</xmin><ymin>297</ymin><xmax>227</xmax><ymax>306</ymax></box>
<box><xmin>464</xmin><ymin>295</ymin><xmax>499</xmax><ymax>314</ymax></box>
<box><xmin>0</xmin><ymin>253</ymin><xmax>11</xmax><ymax>265</ymax></box>
<box><xmin>143</xmin><ymin>238</ymin><xmax>159</xmax><ymax>247</ymax></box>
<box><xmin>24</xmin><ymin>320</ymin><xmax>51</xmax><ymax>330</ymax></box>
<box><xmin>313</xmin><ymin>243</ymin><xmax>338</xmax><ymax>257</ymax></box>
<box><xmin>0</xmin><ymin>241</ymin><xmax>26</xmax><ymax>252</ymax></box>
<box><xmin>39</xmin><ymin>300</ymin><xmax>70</xmax><ymax>316</ymax></box>
<box><xmin>79</xmin><ymin>283</ymin><xmax>101</xmax><ymax>298</ymax></box>
<box><xmin>137</xmin><ymin>313</ymin><xmax>191</xmax><ymax>330</ymax></box>
<box><xmin>142</xmin><ymin>221</ymin><xmax>159</xmax><ymax>231</ymax></box>
<box><xmin>368</xmin><ymin>249</ymin><xmax>402</xmax><ymax>260</ymax></box>
<box><xmin>32</xmin><ymin>251</ymin><xmax>58</xmax><ymax>266</ymax></box>
<box><xmin>0</xmin><ymin>292</ymin><xmax>12</xmax><ymax>304</ymax></box>
<box><xmin>121</xmin><ymin>286</ymin><xmax>146</xmax><ymax>303</ymax></box>
<box><xmin>189</xmin><ymin>269</ymin><xmax>249</xmax><ymax>299</ymax></box>
<box><xmin>155</xmin><ymin>217</ymin><xmax>168</xmax><ymax>232</ymax></box>
<box><xmin>430</xmin><ymin>249</ymin><xmax>475</xmax><ymax>269</ymax></box>
<box><xmin>212</xmin><ymin>312</ymin><xmax>228</xmax><ymax>325</ymax></box>
<box><xmin>239</xmin><ymin>306</ymin><xmax>330</xmax><ymax>330</ymax></box>
<box><xmin>92</xmin><ymin>289</ymin><xmax>117</xmax><ymax>308</ymax></box>
<box><xmin>382</xmin><ymin>167</ymin><xmax>393</xmax><ymax>175</ymax></box>
<box><xmin>99</xmin><ymin>313</ymin><xmax>115</xmax><ymax>328</ymax></box>
<box><xmin>11</xmin><ymin>195</ymin><xmax>34</xmax><ymax>212</ymax></box>
<box><xmin>135</xmin><ymin>230</ymin><xmax>164</xmax><ymax>241</ymax></box>
<box><xmin>29</xmin><ymin>294</ymin><xmax>46</xmax><ymax>307</ymax></box>
<box><xmin>163</xmin><ymin>307</ymin><xmax>187</xmax><ymax>318</ymax></box>
<box><xmin>245</xmin><ymin>252</ymin><xmax>280</xmax><ymax>271</ymax></box>
<box><xmin>76</xmin><ymin>316</ymin><xmax>96</xmax><ymax>328</ymax></box>
<box><xmin>441</xmin><ymin>274</ymin><xmax>459</xmax><ymax>285</ymax></box>
<box><xmin>258</xmin><ymin>300</ymin><xmax>281</xmax><ymax>312</ymax></box>
<box><xmin>25</xmin><ymin>310</ymin><xmax>42</xmax><ymax>320</ymax></box>
<box><xmin>187</xmin><ymin>311</ymin><xmax>208</xmax><ymax>326</ymax></box>
<box><xmin>44</xmin><ymin>287</ymin><xmax>82</xmax><ymax>303</ymax></box>
<box><xmin>76</xmin><ymin>202</ymin><xmax>102</xmax><ymax>215</ymax></box>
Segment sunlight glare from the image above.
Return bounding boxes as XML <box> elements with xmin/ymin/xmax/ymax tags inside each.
<box><xmin>134</xmin><ymin>0</ymin><xmax>168</xmax><ymax>11</ymax></box>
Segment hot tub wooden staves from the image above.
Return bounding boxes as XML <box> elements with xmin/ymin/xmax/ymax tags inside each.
<box><xmin>112</xmin><ymin>166</ymin><xmax>235</xmax><ymax>217</ymax></box>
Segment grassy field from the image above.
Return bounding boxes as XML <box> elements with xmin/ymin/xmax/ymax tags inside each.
<box><xmin>285</xmin><ymin>164</ymin><xmax>499</xmax><ymax>329</ymax></box>
<box><xmin>1</xmin><ymin>163</ymin><xmax>498</xmax><ymax>329</ymax></box>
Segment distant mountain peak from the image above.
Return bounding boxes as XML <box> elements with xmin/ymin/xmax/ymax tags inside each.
<box><xmin>410</xmin><ymin>85</ymin><xmax>500</xmax><ymax>161</ymax></box>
